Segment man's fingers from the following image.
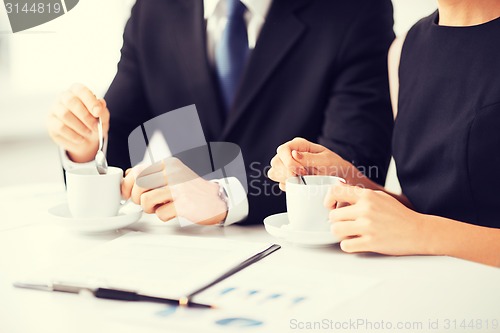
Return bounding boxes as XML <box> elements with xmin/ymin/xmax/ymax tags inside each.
<box><xmin>131</xmin><ymin>183</ymin><xmax>149</xmax><ymax>204</ymax></box>
<box><xmin>140</xmin><ymin>187</ymin><xmax>173</xmax><ymax>214</ymax></box>
<box><xmin>60</xmin><ymin>90</ymin><xmax>97</xmax><ymax>131</ymax></box>
<box><xmin>53</xmin><ymin>103</ymin><xmax>93</xmax><ymax>139</ymax></box>
<box><xmin>70</xmin><ymin>83</ymin><xmax>101</xmax><ymax>117</ymax></box>
<box><xmin>50</xmin><ymin>132</ymin><xmax>82</xmax><ymax>152</ymax></box>
<box><xmin>48</xmin><ymin>115</ymin><xmax>85</xmax><ymax>145</ymax></box>
<box><xmin>70</xmin><ymin>83</ymin><xmax>110</xmax><ymax>133</ymax></box>
<box><xmin>121</xmin><ymin>172</ymin><xmax>136</xmax><ymax>200</ymax></box>
<box><xmin>324</xmin><ymin>183</ymin><xmax>362</xmax><ymax>208</ymax></box>
<box><xmin>122</xmin><ymin>163</ymin><xmax>161</xmax><ymax>200</ymax></box>
<box><xmin>91</xmin><ymin>100</ymin><xmax>110</xmax><ymax>122</ymax></box>
<box><xmin>98</xmin><ymin>99</ymin><xmax>110</xmax><ymax>133</ymax></box>
<box><xmin>155</xmin><ymin>202</ymin><xmax>177</xmax><ymax>222</ymax></box>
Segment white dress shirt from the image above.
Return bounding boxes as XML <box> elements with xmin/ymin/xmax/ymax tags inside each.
<box><xmin>61</xmin><ymin>0</ymin><xmax>273</xmax><ymax>226</ymax></box>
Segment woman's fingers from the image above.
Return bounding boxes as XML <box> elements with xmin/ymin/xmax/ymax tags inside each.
<box><xmin>324</xmin><ymin>183</ymin><xmax>362</xmax><ymax>208</ymax></box>
<box><xmin>276</xmin><ymin>143</ymin><xmax>306</xmax><ymax>175</ymax></box>
<box><xmin>331</xmin><ymin>219</ymin><xmax>363</xmax><ymax>239</ymax></box>
<box><xmin>268</xmin><ymin>155</ymin><xmax>293</xmax><ymax>183</ymax></box>
<box><xmin>329</xmin><ymin>205</ymin><xmax>358</xmax><ymax>222</ymax></box>
<box><xmin>270</xmin><ymin>139</ymin><xmax>332</xmax><ymax>186</ymax></box>
<box><xmin>339</xmin><ymin>236</ymin><xmax>370</xmax><ymax>253</ymax></box>
<box><xmin>286</xmin><ymin>137</ymin><xmax>324</xmax><ymax>153</ymax></box>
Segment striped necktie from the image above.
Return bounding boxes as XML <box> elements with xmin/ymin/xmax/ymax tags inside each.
<box><xmin>215</xmin><ymin>0</ymin><xmax>249</xmax><ymax>113</ymax></box>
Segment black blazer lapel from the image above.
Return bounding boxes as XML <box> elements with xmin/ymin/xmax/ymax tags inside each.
<box><xmin>221</xmin><ymin>0</ymin><xmax>309</xmax><ymax>138</ymax></box>
<box><xmin>171</xmin><ymin>0</ymin><xmax>225</xmax><ymax>141</ymax></box>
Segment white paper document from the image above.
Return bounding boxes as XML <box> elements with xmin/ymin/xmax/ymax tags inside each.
<box><xmin>101</xmin><ymin>257</ymin><xmax>381</xmax><ymax>333</ymax></box>
<box><xmin>40</xmin><ymin>232</ymin><xmax>275</xmax><ymax>298</ymax></box>
<box><xmin>22</xmin><ymin>232</ymin><xmax>381</xmax><ymax>333</ymax></box>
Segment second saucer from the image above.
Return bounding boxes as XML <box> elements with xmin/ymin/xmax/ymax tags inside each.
<box><xmin>263</xmin><ymin>212</ymin><xmax>339</xmax><ymax>247</ymax></box>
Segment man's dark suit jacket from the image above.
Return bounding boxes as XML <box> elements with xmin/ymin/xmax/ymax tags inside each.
<box><xmin>105</xmin><ymin>0</ymin><xmax>395</xmax><ymax>224</ymax></box>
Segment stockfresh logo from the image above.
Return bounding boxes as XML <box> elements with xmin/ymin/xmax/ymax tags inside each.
<box><xmin>4</xmin><ymin>0</ymin><xmax>79</xmax><ymax>33</ymax></box>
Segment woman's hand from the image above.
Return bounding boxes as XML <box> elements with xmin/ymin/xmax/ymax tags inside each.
<box><xmin>268</xmin><ymin>137</ymin><xmax>352</xmax><ymax>191</ymax></box>
<box><xmin>326</xmin><ymin>183</ymin><xmax>427</xmax><ymax>256</ymax></box>
<box><xmin>121</xmin><ymin>158</ymin><xmax>228</xmax><ymax>225</ymax></box>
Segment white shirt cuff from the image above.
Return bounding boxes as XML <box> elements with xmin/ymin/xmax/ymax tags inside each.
<box><xmin>214</xmin><ymin>177</ymin><xmax>248</xmax><ymax>226</ymax></box>
<box><xmin>59</xmin><ymin>148</ymin><xmax>96</xmax><ymax>170</ymax></box>
<box><xmin>59</xmin><ymin>139</ymin><xmax>108</xmax><ymax>170</ymax></box>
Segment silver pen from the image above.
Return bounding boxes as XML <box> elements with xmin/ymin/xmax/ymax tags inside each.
<box><xmin>13</xmin><ymin>280</ymin><xmax>214</xmax><ymax>309</ymax></box>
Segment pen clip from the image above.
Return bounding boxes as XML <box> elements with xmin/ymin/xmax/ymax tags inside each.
<box><xmin>52</xmin><ymin>281</ymin><xmax>93</xmax><ymax>294</ymax></box>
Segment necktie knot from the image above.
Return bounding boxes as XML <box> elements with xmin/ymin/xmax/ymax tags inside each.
<box><xmin>227</xmin><ymin>0</ymin><xmax>246</xmax><ymax>18</ymax></box>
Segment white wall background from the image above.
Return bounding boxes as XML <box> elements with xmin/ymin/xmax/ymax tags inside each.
<box><xmin>0</xmin><ymin>0</ymin><xmax>438</xmax><ymax>186</ymax></box>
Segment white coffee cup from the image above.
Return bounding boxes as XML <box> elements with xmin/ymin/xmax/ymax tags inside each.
<box><xmin>66</xmin><ymin>167</ymin><xmax>123</xmax><ymax>218</ymax></box>
<box><xmin>286</xmin><ymin>175</ymin><xmax>345</xmax><ymax>232</ymax></box>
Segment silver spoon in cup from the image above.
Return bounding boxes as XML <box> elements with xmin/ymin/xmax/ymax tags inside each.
<box><xmin>95</xmin><ymin>117</ymin><xmax>108</xmax><ymax>175</ymax></box>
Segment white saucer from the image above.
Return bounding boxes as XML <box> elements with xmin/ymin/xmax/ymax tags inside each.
<box><xmin>48</xmin><ymin>202</ymin><xmax>143</xmax><ymax>233</ymax></box>
<box><xmin>263</xmin><ymin>212</ymin><xmax>339</xmax><ymax>247</ymax></box>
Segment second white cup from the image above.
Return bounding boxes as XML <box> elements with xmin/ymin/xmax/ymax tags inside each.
<box><xmin>286</xmin><ymin>175</ymin><xmax>345</xmax><ymax>232</ymax></box>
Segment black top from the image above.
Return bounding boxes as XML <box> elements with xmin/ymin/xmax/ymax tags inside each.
<box><xmin>394</xmin><ymin>11</ymin><xmax>500</xmax><ymax>228</ymax></box>
<box><xmin>103</xmin><ymin>0</ymin><xmax>395</xmax><ymax>224</ymax></box>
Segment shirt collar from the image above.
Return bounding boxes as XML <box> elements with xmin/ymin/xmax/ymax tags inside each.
<box><xmin>204</xmin><ymin>0</ymin><xmax>272</xmax><ymax>20</ymax></box>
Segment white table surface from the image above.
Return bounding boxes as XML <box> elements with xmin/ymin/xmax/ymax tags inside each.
<box><xmin>1</xmin><ymin>183</ymin><xmax>500</xmax><ymax>333</ymax></box>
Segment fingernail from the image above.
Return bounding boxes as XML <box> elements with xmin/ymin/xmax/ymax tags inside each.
<box><xmin>92</xmin><ymin>105</ymin><xmax>102</xmax><ymax>117</ymax></box>
<box><xmin>292</xmin><ymin>150</ymin><xmax>301</xmax><ymax>160</ymax></box>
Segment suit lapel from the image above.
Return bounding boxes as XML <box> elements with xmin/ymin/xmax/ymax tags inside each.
<box><xmin>171</xmin><ymin>0</ymin><xmax>225</xmax><ymax>141</ymax></box>
<box><xmin>221</xmin><ymin>0</ymin><xmax>309</xmax><ymax>138</ymax></box>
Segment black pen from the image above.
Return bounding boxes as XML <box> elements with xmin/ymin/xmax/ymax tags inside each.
<box><xmin>13</xmin><ymin>281</ymin><xmax>214</xmax><ymax>309</ymax></box>
<box><xmin>182</xmin><ymin>244</ymin><xmax>281</xmax><ymax>303</ymax></box>
<box><xmin>14</xmin><ymin>244</ymin><xmax>281</xmax><ymax>309</ymax></box>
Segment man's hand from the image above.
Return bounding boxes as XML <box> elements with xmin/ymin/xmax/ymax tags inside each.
<box><xmin>268</xmin><ymin>137</ymin><xmax>351</xmax><ymax>191</ymax></box>
<box><xmin>47</xmin><ymin>83</ymin><xmax>110</xmax><ymax>163</ymax></box>
<box><xmin>121</xmin><ymin>158</ymin><xmax>228</xmax><ymax>225</ymax></box>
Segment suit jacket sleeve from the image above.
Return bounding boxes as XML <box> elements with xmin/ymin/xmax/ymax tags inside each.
<box><xmin>104</xmin><ymin>0</ymin><xmax>153</xmax><ymax>170</ymax></box>
<box><xmin>317</xmin><ymin>0</ymin><xmax>395</xmax><ymax>185</ymax></box>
